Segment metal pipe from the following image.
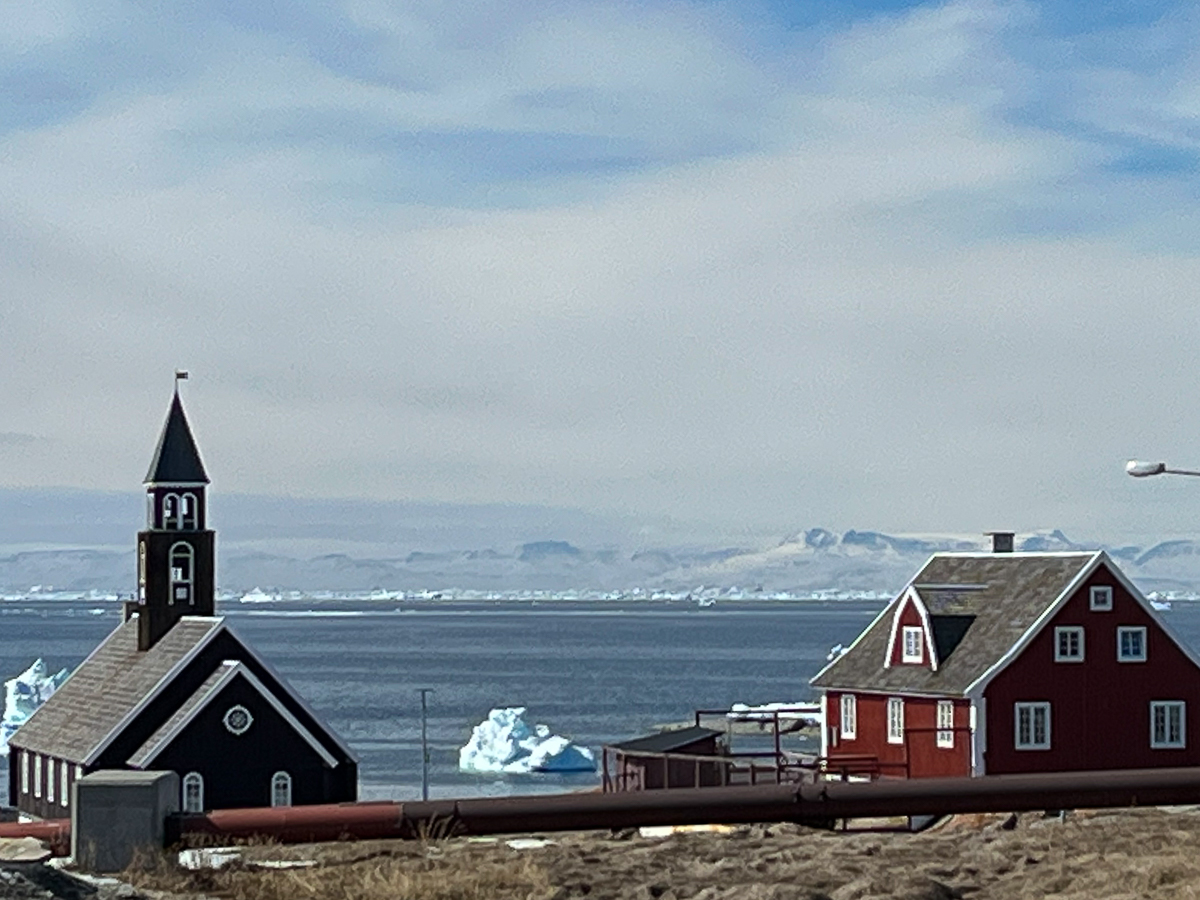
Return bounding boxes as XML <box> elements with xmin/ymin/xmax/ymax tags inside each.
<box><xmin>0</xmin><ymin>819</ymin><xmax>71</xmax><ymax>856</ymax></box>
<box><xmin>176</xmin><ymin>767</ymin><xmax>1200</xmax><ymax>846</ymax></box>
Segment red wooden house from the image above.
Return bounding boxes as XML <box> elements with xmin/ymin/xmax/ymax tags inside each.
<box><xmin>810</xmin><ymin>542</ymin><xmax>1200</xmax><ymax>778</ymax></box>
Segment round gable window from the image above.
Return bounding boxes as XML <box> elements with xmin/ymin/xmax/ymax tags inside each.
<box><xmin>223</xmin><ymin>705</ymin><xmax>253</xmax><ymax>735</ymax></box>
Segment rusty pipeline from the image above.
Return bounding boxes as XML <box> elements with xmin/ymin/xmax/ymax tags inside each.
<box><xmin>0</xmin><ymin>818</ymin><xmax>71</xmax><ymax>856</ymax></box>
<box><xmin>176</xmin><ymin>767</ymin><xmax>1200</xmax><ymax>846</ymax></box>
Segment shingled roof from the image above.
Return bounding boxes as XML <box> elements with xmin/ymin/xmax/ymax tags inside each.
<box><xmin>144</xmin><ymin>392</ymin><xmax>209</xmax><ymax>484</ymax></box>
<box><xmin>9</xmin><ymin>617</ymin><xmax>223</xmax><ymax>763</ymax></box>
<box><xmin>810</xmin><ymin>552</ymin><xmax>1099</xmax><ymax>696</ymax></box>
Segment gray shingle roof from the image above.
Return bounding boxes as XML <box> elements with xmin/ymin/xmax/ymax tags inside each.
<box><xmin>811</xmin><ymin>553</ymin><xmax>1098</xmax><ymax>696</ymax></box>
<box><xmin>9</xmin><ymin>617</ymin><xmax>223</xmax><ymax>762</ymax></box>
<box><xmin>144</xmin><ymin>392</ymin><xmax>209</xmax><ymax>484</ymax></box>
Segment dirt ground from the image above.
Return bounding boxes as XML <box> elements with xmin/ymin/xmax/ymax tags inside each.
<box><xmin>12</xmin><ymin>807</ymin><xmax>1200</xmax><ymax>900</ymax></box>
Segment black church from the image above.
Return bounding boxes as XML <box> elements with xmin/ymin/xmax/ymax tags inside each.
<box><xmin>7</xmin><ymin>387</ymin><xmax>357</xmax><ymax>818</ymax></box>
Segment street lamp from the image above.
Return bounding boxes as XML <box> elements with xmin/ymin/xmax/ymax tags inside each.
<box><xmin>1126</xmin><ymin>460</ymin><xmax>1200</xmax><ymax>478</ymax></box>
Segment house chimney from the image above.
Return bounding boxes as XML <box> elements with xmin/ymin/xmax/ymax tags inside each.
<box><xmin>988</xmin><ymin>531</ymin><xmax>1015</xmax><ymax>553</ymax></box>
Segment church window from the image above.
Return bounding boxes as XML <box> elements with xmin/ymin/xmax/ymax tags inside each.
<box><xmin>34</xmin><ymin>755</ymin><xmax>42</xmax><ymax>798</ymax></box>
<box><xmin>271</xmin><ymin>772</ymin><xmax>292</xmax><ymax>807</ymax></box>
<box><xmin>224</xmin><ymin>705</ymin><xmax>253</xmax><ymax>735</ymax></box>
<box><xmin>47</xmin><ymin>759</ymin><xmax>55</xmax><ymax>804</ymax></box>
<box><xmin>181</xmin><ymin>493</ymin><xmax>199</xmax><ymax>529</ymax></box>
<box><xmin>20</xmin><ymin>751</ymin><xmax>28</xmax><ymax>795</ymax></box>
<box><xmin>138</xmin><ymin>543</ymin><xmax>147</xmax><ymax>603</ymax></box>
<box><xmin>60</xmin><ymin>764</ymin><xmax>69</xmax><ymax>808</ymax></box>
<box><xmin>169</xmin><ymin>543</ymin><xmax>194</xmax><ymax>605</ymax></box>
<box><xmin>182</xmin><ymin>772</ymin><xmax>204</xmax><ymax>813</ymax></box>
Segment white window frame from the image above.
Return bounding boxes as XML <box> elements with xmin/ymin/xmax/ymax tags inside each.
<box><xmin>840</xmin><ymin>694</ymin><xmax>857</xmax><ymax>740</ymax></box>
<box><xmin>182</xmin><ymin>772</ymin><xmax>204</xmax><ymax>813</ymax></box>
<box><xmin>1118</xmin><ymin>626</ymin><xmax>1147</xmax><ymax>662</ymax></box>
<box><xmin>169</xmin><ymin>541</ymin><xmax>194</xmax><ymax>606</ymax></box>
<box><xmin>33</xmin><ymin>755</ymin><xmax>42</xmax><ymax>798</ymax></box>
<box><xmin>1015</xmin><ymin>702</ymin><xmax>1051</xmax><ymax>750</ymax></box>
<box><xmin>1090</xmin><ymin>585</ymin><xmax>1113</xmax><ymax>611</ymax></box>
<box><xmin>271</xmin><ymin>771</ymin><xmax>293</xmax><ymax>808</ymax></box>
<box><xmin>902</xmin><ymin>626</ymin><xmax>924</xmax><ymax>663</ymax></box>
<box><xmin>181</xmin><ymin>492</ymin><xmax>199</xmax><ymax>529</ymax></box>
<box><xmin>60</xmin><ymin>764</ymin><xmax>69</xmax><ymax>808</ymax></box>
<box><xmin>47</xmin><ymin>759</ymin><xmax>55</xmax><ymax>804</ymax></box>
<box><xmin>1054</xmin><ymin>626</ymin><xmax>1085</xmax><ymax>662</ymax></box>
<box><xmin>936</xmin><ymin>700</ymin><xmax>955</xmax><ymax>748</ymax></box>
<box><xmin>887</xmin><ymin>697</ymin><xmax>905</xmax><ymax>744</ymax></box>
<box><xmin>20</xmin><ymin>751</ymin><xmax>28</xmax><ymax>795</ymax></box>
<box><xmin>1151</xmin><ymin>701</ymin><xmax>1186</xmax><ymax>749</ymax></box>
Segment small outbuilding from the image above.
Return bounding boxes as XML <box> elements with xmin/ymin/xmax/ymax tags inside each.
<box><xmin>604</xmin><ymin>726</ymin><xmax>726</xmax><ymax>791</ymax></box>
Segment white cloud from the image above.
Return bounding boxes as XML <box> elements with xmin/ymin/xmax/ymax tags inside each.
<box><xmin>4</xmin><ymin>1</ymin><xmax>1200</xmax><ymax>543</ymax></box>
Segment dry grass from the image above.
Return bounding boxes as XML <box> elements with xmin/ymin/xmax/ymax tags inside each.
<box><xmin>119</xmin><ymin>807</ymin><xmax>1200</xmax><ymax>900</ymax></box>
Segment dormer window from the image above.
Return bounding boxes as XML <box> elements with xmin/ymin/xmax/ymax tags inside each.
<box><xmin>902</xmin><ymin>626</ymin><xmax>924</xmax><ymax>663</ymax></box>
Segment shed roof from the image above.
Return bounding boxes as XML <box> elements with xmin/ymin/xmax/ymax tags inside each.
<box><xmin>9</xmin><ymin>617</ymin><xmax>224</xmax><ymax>763</ymax></box>
<box><xmin>810</xmin><ymin>552</ymin><xmax>1099</xmax><ymax>696</ymax></box>
<box><xmin>144</xmin><ymin>392</ymin><xmax>208</xmax><ymax>485</ymax></box>
<box><xmin>609</xmin><ymin>726</ymin><xmax>724</xmax><ymax>754</ymax></box>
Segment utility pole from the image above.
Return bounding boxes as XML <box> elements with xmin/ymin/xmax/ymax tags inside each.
<box><xmin>418</xmin><ymin>688</ymin><xmax>433</xmax><ymax>801</ymax></box>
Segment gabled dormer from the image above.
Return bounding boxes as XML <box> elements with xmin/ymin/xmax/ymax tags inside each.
<box><xmin>884</xmin><ymin>586</ymin><xmax>938</xmax><ymax>670</ymax></box>
<box><xmin>137</xmin><ymin>383</ymin><xmax>216</xmax><ymax>651</ymax></box>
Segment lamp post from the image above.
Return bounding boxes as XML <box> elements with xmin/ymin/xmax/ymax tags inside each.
<box><xmin>1126</xmin><ymin>460</ymin><xmax>1200</xmax><ymax>479</ymax></box>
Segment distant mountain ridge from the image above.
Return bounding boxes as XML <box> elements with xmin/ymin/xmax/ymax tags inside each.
<box><xmin>7</xmin><ymin>527</ymin><xmax>1200</xmax><ymax>595</ymax></box>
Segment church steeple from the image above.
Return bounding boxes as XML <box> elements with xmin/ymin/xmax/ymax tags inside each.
<box><xmin>136</xmin><ymin>381</ymin><xmax>216</xmax><ymax>651</ymax></box>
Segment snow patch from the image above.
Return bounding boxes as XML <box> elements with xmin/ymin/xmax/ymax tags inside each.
<box><xmin>459</xmin><ymin>707</ymin><xmax>596</xmax><ymax>774</ymax></box>
<box><xmin>1</xmin><ymin>659</ymin><xmax>69</xmax><ymax>756</ymax></box>
<box><xmin>726</xmin><ymin>702</ymin><xmax>822</xmax><ymax>726</ymax></box>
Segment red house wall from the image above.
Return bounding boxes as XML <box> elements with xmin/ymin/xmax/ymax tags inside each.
<box><xmin>825</xmin><ymin>691</ymin><xmax>970</xmax><ymax>778</ymax></box>
<box><xmin>984</xmin><ymin>565</ymin><xmax>1200</xmax><ymax>774</ymax></box>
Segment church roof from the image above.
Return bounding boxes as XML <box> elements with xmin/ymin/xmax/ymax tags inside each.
<box><xmin>144</xmin><ymin>392</ymin><xmax>209</xmax><ymax>485</ymax></box>
<box><xmin>9</xmin><ymin>617</ymin><xmax>224</xmax><ymax>763</ymax></box>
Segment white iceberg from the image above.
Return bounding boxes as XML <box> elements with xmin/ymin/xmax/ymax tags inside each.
<box><xmin>459</xmin><ymin>707</ymin><xmax>596</xmax><ymax>774</ymax></box>
<box><xmin>727</xmin><ymin>702</ymin><xmax>823</xmax><ymax>726</ymax></box>
<box><xmin>1</xmin><ymin>659</ymin><xmax>70</xmax><ymax>757</ymax></box>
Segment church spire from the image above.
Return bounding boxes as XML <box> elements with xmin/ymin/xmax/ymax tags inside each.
<box><xmin>144</xmin><ymin>390</ymin><xmax>209</xmax><ymax>485</ymax></box>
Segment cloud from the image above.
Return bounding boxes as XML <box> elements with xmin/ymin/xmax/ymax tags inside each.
<box><xmin>4</xmin><ymin>0</ymin><xmax>1200</xmax><ymax>543</ymax></box>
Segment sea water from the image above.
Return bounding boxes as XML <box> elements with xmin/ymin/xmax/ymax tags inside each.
<box><xmin>5</xmin><ymin>598</ymin><xmax>1200</xmax><ymax>806</ymax></box>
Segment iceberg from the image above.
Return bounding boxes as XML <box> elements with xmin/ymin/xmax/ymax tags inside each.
<box><xmin>727</xmin><ymin>702</ymin><xmax>822</xmax><ymax>726</ymax></box>
<box><xmin>459</xmin><ymin>707</ymin><xmax>596</xmax><ymax>774</ymax></box>
<box><xmin>1</xmin><ymin>659</ymin><xmax>70</xmax><ymax>757</ymax></box>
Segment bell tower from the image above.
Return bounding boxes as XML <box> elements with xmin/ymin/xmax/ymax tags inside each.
<box><xmin>136</xmin><ymin>379</ymin><xmax>215</xmax><ymax>650</ymax></box>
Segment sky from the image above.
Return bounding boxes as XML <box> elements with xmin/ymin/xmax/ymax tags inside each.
<box><xmin>4</xmin><ymin>0</ymin><xmax>1200</xmax><ymax>546</ymax></box>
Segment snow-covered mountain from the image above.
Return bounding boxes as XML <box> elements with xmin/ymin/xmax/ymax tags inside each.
<box><xmin>8</xmin><ymin>527</ymin><xmax>1200</xmax><ymax>595</ymax></box>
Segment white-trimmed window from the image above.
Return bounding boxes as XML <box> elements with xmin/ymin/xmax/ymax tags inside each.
<box><xmin>20</xmin><ymin>751</ymin><xmax>28</xmax><ymax>795</ymax></box>
<box><xmin>1054</xmin><ymin>626</ymin><xmax>1085</xmax><ymax>662</ymax></box>
<box><xmin>169</xmin><ymin>542</ymin><xmax>194</xmax><ymax>605</ymax></box>
<box><xmin>902</xmin><ymin>626</ymin><xmax>924</xmax><ymax>663</ymax></box>
<box><xmin>34</xmin><ymin>755</ymin><xmax>42</xmax><ymax>798</ymax></box>
<box><xmin>60</xmin><ymin>764</ymin><xmax>69</xmax><ymax>808</ymax></box>
<box><xmin>1090</xmin><ymin>586</ymin><xmax>1113</xmax><ymax>611</ymax></box>
<box><xmin>181</xmin><ymin>492</ymin><xmax>199</xmax><ymax>529</ymax></box>
<box><xmin>271</xmin><ymin>771</ymin><xmax>293</xmax><ymax>808</ymax></box>
<box><xmin>1118</xmin><ymin>626</ymin><xmax>1147</xmax><ymax>662</ymax></box>
<box><xmin>182</xmin><ymin>772</ymin><xmax>204</xmax><ymax>813</ymax></box>
<box><xmin>162</xmin><ymin>493</ymin><xmax>181</xmax><ymax>529</ymax></box>
<box><xmin>1015</xmin><ymin>702</ymin><xmax>1051</xmax><ymax>750</ymax></box>
<box><xmin>936</xmin><ymin>700</ymin><xmax>955</xmax><ymax>748</ymax></box>
<box><xmin>47</xmin><ymin>759</ymin><xmax>55</xmax><ymax>804</ymax></box>
<box><xmin>1151</xmin><ymin>701</ymin><xmax>1186</xmax><ymax>749</ymax></box>
<box><xmin>887</xmin><ymin>697</ymin><xmax>905</xmax><ymax>744</ymax></box>
<box><xmin>840</xmin><ymin>694</ymin><xmax>857</xmax><ymax>740</ymax></box>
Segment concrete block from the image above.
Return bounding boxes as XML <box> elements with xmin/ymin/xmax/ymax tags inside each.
<box><xmin>72</xmin><ymin>770</ymin><xmax>179</xmax><ymax>873</ymax></box>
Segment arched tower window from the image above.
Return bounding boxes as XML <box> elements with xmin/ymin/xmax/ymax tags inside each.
<box><xmin>271</xmin><ymin>771</ymin><xmax>292</xmax><ymax>808</ymax></box>
<box><xmin>138</xmin><ymin>543</ymin><xmax>147</xmax><ymax>603</ymax></box>
<box><xmin>169</xmin><ymin>542</ymin><xmax>194</xmax><ymax>605</ymax></box>
<box><xmin>162</xmin><ymin>493</ymin><xmax>181</xmax><ymax>530</ymax></box>
<box><xmin>181</xmin><ymin>493</ymin><xmax>199</xmax><ymax>529</ymax></box>
<box><xmin>182</xmin><ymin>772</ymin><xmax>204</xmax><ymax>813</ymax></box>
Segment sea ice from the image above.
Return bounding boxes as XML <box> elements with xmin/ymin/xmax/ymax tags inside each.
<box><xmin>1</xmin><ymin>659</ymin><xmax>70</xmax><ymax>757</ymax></box>
<box><xmin>459</xmin><ymin>707</ymin><xmax>596</xmax><ymax>774</ymax></box>
<box><xmin>727</xmin><ymin>702</ymin><xmax>822</xmax><ymax>726</ymax></box>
